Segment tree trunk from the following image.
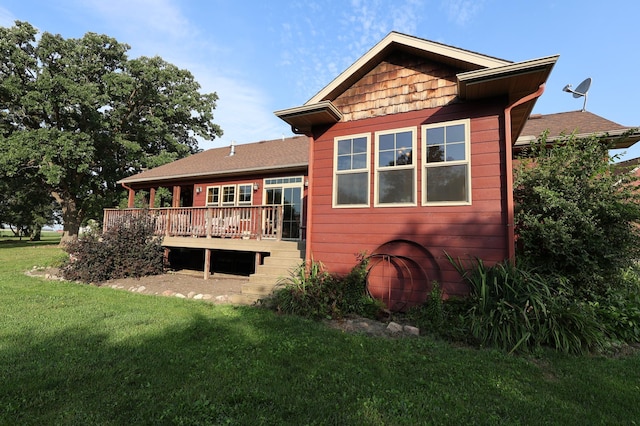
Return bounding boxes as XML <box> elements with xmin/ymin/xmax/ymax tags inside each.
<box><xmin>30</xmin><ymin>224</ymin><xmax>42</xmax><ymax>241</ymax></box>
<box><xmin>53</xmin><ymin>192</ymin><xmax>82</xmax><ymax>246</ymax></box>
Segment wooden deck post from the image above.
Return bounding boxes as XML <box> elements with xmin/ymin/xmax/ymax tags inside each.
<box><xmin>149</xmin><ymin>187</ymin><xmax>156</xmax><ymax>208</ymax></box>
<box><xmin>172</xmin><ymin>186</ymin><xmax>181</xmax><ymax>207</ymax></box>
<box><xmin>127</xmin><ymin>188</ymin><xmax>135</xmax><ymax>208</ymax></box>
<box><xmin>254</xmin><ymin>252</ymin><xmax>262</xmax><ymax>272</ymax></box>
<box><xmin>204</xmin><ymin>248</ymin><xmax>211</xmax><ymax>280</ymax></box>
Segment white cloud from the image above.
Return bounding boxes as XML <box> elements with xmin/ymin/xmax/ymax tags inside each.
<box><xmin>80</xmin><ymin>0</ymin><xmax>195</xmax><ymax>40</ymax></box>
<box><xmin>75</xmin><ymin>0</ymin><xmax>287</xmax><ymax>149</ymax></box>
<box><xmin>198</xmin><ymin>77</ymin><xmax>291</xmax><ymax>149</ymax></box>
<box><xmin>0</xmin><ymin>7</ymin><xmax>16</xmax><ymax>27</ymax></box>
<box><xmin>441</xmin><ymin>0</ymin><xmax>485</xmax><ymax>26</ymax></box>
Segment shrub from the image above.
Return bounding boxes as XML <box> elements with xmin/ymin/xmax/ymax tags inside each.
<box><xmin>63</xmin><ymin>213</ymin><xmax>164</xmax><ymax>283</ymax></box>
<box><xmin>262</xmin><ymin>255</ymin><xmax>384</xmax><ymax>320</ymax></box>
<box><xmin>514</xmin><ymin>132</ymin><xmax>640</xmax><ymax>296</ymax></box>
<box><xmin>447</xmin><ymin>254</ymin><xmax>605</xmax><ymax>354</ymax></box>
<box><xmin>591</xmin><ymin>266</ymin><xmax>640</xmax><ymax>344</ymax></box>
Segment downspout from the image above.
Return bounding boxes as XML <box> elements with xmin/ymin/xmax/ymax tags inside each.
<box><xmin>291</xmin><ymin>125</ymin><xmax>313</xmax><ymax>265</ymax></box>
<box><xmin>121</xmin><ymin>182</ymin><xmax>136</xmax><ymax>208</ymax></box>
<box><xmin>504</xmin><ymin>83</ymin><xmax>545</xmax><ymax>262</ymax></box>
<box><xmin>304</xmin><ymin>133</ymin><xmax>313</xmax><ymax>265</ymax></box>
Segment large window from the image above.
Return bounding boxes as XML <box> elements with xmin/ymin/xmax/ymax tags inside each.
<box><xmin>207</xmin><ymin>184</ymin><xmax>255</xmax><ymax>207</ymax></box>
<box><xmin>375</xmin><ymin>127</ymin><xmax>416</xmax><ymax>206</ymax></box>
<box><xmin>422</xmin><ymin>119</ymin><xmax>471</xmax><ymax>205</ymax></box>
<box><xmin>333</xmin><ymin>133</ymin><xmax>370</xmax><ymax>207</ymax></box>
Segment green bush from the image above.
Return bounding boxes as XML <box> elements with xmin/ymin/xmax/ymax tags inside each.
<box><xmin>447</xmin><ymin>254</ymin><xmax>605</xmax><ymax>354</ymax></box>
<box><xmin>591</xmin><ymin>266</ymin><xmax>640</xmax><ymax>343</ymax></box>
<box><xmin>405</xmin><ymin>283</ymin><xmax>473</xmax><ymax>342</ymax></box>
<box><xmin>514</xmin><ymin>132</ymin><xmax>640</xmax><ymax>296</ymax></box>
<box><xmin>62</xmin><ymin>213</ymin><xmax>164</xmax><ymax>283</ymax></box>
<box><xmin>262</xmin><ymin>255</ymin><xmax>385</xmax><ymax>320</ymax></box>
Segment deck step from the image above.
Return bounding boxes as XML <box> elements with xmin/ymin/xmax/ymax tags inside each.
<box><xmin>243</xmin><ymin>245</ymin><xmax>304</xmax><ymax>300</ymax></box>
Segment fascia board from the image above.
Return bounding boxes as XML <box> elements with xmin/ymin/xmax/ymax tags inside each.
<box><xmin>457</xmin><ymin>55</ymin><xmax>560</xmax><ymax>84</ymax></box>
<box><xmin>118</xmin><ymin>163</ymin><xmax>309</xmax><ymax>185</ymax></box>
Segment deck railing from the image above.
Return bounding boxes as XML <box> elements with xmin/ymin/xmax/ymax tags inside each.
<box><xmin>103</xmin><ymin>206</ymin><xmax>284</xmax><ymax>240</ymax></box>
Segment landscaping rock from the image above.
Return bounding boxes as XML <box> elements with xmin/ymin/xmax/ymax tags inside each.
<box><xmin>403</xmin><ymin>325</ymin><xmax>420</xmax><ymax>336</ymax></box>
<box><xmin>386</xmin><ymin>321</ymin><xmax>404</xmax><ymax>335</ymax></box>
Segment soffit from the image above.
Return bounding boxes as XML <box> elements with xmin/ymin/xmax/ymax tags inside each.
<box><xmin>457</xmin><ymin>55</ymin><xmax>559</xmax><ymax>143</ymax></box>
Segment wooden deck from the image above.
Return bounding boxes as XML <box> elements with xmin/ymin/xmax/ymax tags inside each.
<box><xmin>103</xmin><ymin>207</ymin><xmax>304</xmax><ymax>289</ymax></box>
<box><xmin>103</xmin><ymin>206</ymin><xmax>285</xmax><ymax>241</ymax></box>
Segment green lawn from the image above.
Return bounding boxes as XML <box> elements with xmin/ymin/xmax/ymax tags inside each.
<box><xmin>1</xmin><ymin>234</ymin><xmax>639</xmax><ymax>425</ymax></box>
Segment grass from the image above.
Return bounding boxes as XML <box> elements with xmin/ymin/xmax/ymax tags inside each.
<box><xmin>1</xmin><ymin>233</ymin><xmax>640</xmax><ymax>424</ymax></box>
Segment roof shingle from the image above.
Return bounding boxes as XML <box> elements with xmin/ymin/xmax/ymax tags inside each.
<box><xmin>120</xmin><ymin>136</ymin><xmax>308</xmax><ymax>185</ymax></box>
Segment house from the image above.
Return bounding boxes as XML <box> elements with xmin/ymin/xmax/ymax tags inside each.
<box><xmin>274</xmin><ymin>31</ymin><xmax>558</xmax><ymax>310</ymax></box>
<box><xmin>108</xmin><ymin>32</ymin><xmax>638</xmax><ymax>310</ymax></box>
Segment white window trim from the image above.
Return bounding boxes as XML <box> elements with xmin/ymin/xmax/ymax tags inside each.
<box><xmin>238</xmin><ymin>184</ymin><xmax>253</xmax><ymax>205</ymax></box>
<box><xmin>374</xmin><ymin>126</ymin><xmax>417</xmax><ymax>207</ymax></box>
<box><xmin>421</xmin><ymin>119</ymin><xmax>472</xmax><ymax>206</ymax></box>
<box><xmin>221</xmin><ymin>184</ymin><xmax>236</xmax><ymax>206</ymax></box>
<box><xmin>332</xmin><ymin>133</ymin><xmax>371</xmax><ymax>208</ymax></box>
<box><xmin>205</xmin><ymin>186</ymin><xmax>220</xmax><ymax>206</ymax></box>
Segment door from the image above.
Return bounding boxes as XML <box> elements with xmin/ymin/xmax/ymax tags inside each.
<box><xmin>264</xmin><ymin>177</ymin><xmax>303</xmax><ymax>240</ymax></box>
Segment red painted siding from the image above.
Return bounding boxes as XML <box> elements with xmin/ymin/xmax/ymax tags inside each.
<box><xmin>309</xmin><ymin>101</ymin><xmax>507</xmax><ymax>307</ymax></box>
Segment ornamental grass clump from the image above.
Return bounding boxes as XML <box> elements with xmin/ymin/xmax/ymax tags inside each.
<box><xmin>62</xmin><ymin>213</ymin><xmax>164</xmax><ymax>283</ymax></box>
<box><xmin>447</xmin><ymin>254</ymin><xmax>605</xmax><ymax>354</ymax></box>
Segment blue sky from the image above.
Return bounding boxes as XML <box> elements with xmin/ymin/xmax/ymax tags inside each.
<box><xmin>1</xmin><ymin>1</ymin><xmax>639</xmax><ymax>158</ymax></box>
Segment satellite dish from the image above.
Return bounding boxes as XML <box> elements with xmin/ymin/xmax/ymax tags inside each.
<box><xmin>562</xmin><ymin>77</ymin><xmax>591</xmax><ymax>111</ymax></box>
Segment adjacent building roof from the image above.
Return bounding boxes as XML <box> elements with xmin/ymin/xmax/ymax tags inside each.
<box><xmin>119</xmin><ymin>136</ymin><xmax>308</xmax><ymax>187</ymax></box>
<box><xmin>516</xmin><ymin>111</ymin><xmax>640</xmax><ymax>149</ymax></box>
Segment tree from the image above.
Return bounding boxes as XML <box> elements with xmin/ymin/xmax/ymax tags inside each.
<box><xmin>514</xmin><ymin>132</ymin><xmax>640</xmax><ymax>296</ymax></box>
<box><xmin>0</xmin><ymin>162</ymin><xmax>58</xmax><ymax>240</ymax></box>
<box><xmin>0</xmin><ymin>21</ymin><xmax>222</xmax><ymax>244</ymax></box>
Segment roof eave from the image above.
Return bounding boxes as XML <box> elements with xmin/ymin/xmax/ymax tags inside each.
<box><xmin>458</xmin><ymin>55</ymin><xmax>559</xmax><ymax>143</ymax></box>
<box><xmin>274</xmin><ymin>100</ymin><xmax>343</xmax><ymax>135</ymax></box>
<box><xmin>515</xmin><ymin>128</ymin><xmax>640</xmax><ymax>150</ymax></box>
<box><xmin>118</xmin><ymin>163</ymin><xmax>309</xmax><ymax>187</ymax></box>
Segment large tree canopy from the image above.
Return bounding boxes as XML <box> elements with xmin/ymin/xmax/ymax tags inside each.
<box><xmin>0</xmin><ymin>21</ymin><xmax>222</xmax><ymax>243</ymax></box>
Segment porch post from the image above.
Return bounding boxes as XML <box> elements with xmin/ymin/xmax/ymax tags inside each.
<box><xmin>149</xmin><ymin>187</ymin><xmax>156</xmax><ymax>208</ymax></box>
<box><xmin>204</xmin><ymin>249</ymin><xmax>211</xmax><ymax>280</ymax></box>
<box><xmin>172</xmin><ymin>186</ymin><xmax>181</xmax><ymax>207</ymax></box>
<box><xmin>127</xmin><ymin>188</ymin><xmax>135</xmax><ymax>208</ymax></box>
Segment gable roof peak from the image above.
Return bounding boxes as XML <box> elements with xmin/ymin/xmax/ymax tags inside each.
<box><xmin>305</xmin><ymin>31</ymin><xmax>512</xmax><ymax>105</ymax></box>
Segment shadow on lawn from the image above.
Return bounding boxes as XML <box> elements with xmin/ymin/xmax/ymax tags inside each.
<box><xmin>1</xmin><ymin>310</ymin><xmax>367</xmax><ymax>424</ymax></box>
<box><xmin>2</xmin><ymin>306</ymin><xmax>639</xmax><ymax>424</ymax></box>
<box><xmin>0</xmin><ymin>235</ymin><xmax>61</xmax><ymax>249</ymax></box>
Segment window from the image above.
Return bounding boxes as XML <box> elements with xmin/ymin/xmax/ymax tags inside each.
<box><xmin>422</xmin><ymin>119</ymin><xmax>471</xmax><ymax>205</ymax></box>
<box><xmin>238</xmin><ymin>184</ymin><xmax>253</xmax><ymax>205</ymax></box>
<box><xmin>222</xmin><ymin>185</ymin><xmax>235</xmax><ymax>206</ymax></box>
<box><xmin>333</xmin><ymin>133</ymin><xmax>370</xmax><ymax>207</ymax></box>
<box><xmin>206</xmin><ymin>186</ymin><xmax>220</xmax><ymax>206</ymax></box>
<box><xmin>375</xmin><ymin>127</ymin><xmax>416</xmax><ymax>206</ymax></box>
